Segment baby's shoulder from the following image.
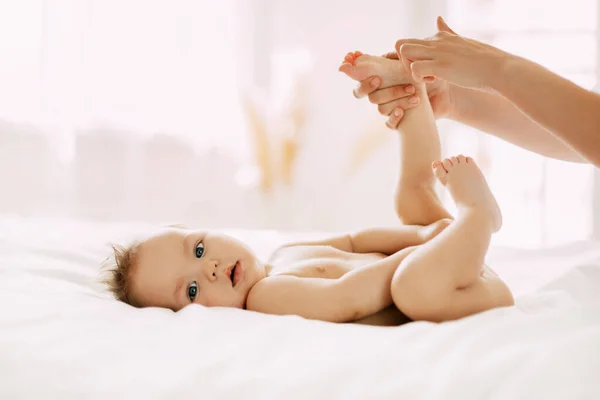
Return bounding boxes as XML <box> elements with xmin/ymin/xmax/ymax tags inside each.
<box><xmin>245</xmin><ymin>273</ymin><xmax>296</xmax><ymax>312</ymax></box>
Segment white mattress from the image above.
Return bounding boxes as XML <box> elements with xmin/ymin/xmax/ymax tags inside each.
<box><xmin>0</xmin><ymin>215</ymin><xmax>599</xmax><ymax>399</ymax></box>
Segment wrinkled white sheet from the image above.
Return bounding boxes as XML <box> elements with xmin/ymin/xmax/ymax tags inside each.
<box><xmin>0</xmin><ymin>215</ymin><xmax>599</xmax><ymax>399</ymax></box>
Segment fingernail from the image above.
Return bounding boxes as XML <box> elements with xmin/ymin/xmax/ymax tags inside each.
<box><xmin>371</xmin><ymin>78</ymin><xmax>380</xmax><ymax>88</ymax></box>
<box><xmin>409</xmin><ymin>96</ymin><xmax>419</xmax><ymax>104</ymax></box>
<box><xmin>405</xmin><ymin>85</ymin><xmax>414</xmax><ymax>94</ymax></box>
<box><xmin>394</xmin><ymin>108</ymin><xmax>402</xmax><ymax>117</ymax></box>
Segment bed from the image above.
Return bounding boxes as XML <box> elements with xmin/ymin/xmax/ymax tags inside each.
<box><xmin>0</xmin><ymin>215</ymin><xmax>599</xmax><ymax>399</ymax></box>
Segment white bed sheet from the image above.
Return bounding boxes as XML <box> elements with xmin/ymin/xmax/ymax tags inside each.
<box><xmin>0</xmin><ymin>215</ymin><xmax>599</xmax><ymax>399</ymax></box>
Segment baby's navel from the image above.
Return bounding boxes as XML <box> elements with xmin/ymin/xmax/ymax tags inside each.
<box><xmin>316</xmin><ymin>266</ymin><xmax>326</xmax><ymax>273</ymax></box>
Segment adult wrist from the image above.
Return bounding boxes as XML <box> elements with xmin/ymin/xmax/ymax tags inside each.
<box><xmin>487</xmin><ymin>53</ymin><xmax>523</xmax><ymax>94</ymax></box>
<box><xmin>446</xmin><ymin>84</ymin><xmax>468</xmax><ymax>122</ymax></box>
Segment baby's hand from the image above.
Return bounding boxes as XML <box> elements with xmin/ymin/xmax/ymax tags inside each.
<box><xmin>419</xmin><ymin>218</ymin><xmax>452</xmax><ymax>242</ymax></box>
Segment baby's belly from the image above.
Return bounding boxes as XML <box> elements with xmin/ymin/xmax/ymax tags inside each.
<box><xmin>271</xmin><ymin>250</ymin><xmax>409</xmax><ymax>326</ymax></box>
<box><xmin>272</xmin><ymin>252</ymin><xmax>387</xmax><ymax>279</ymax></box>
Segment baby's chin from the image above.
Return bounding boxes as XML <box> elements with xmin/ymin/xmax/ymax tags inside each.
<box><xmin>217</xmin><ymin>293</ymin><xmax>247</xmax><ymax>309</ymax></box>
<box><xmin>238</xmin><ymin>289</ymin><xmax>252</xmax><ymax>309</ymax></box>
<box><xmin>221</xmin><ymin>299</ymin><xmax>245</xmax><ymax>310</ymax></box>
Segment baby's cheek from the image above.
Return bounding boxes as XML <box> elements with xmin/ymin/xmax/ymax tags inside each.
<box><xmin>202</xmin><ymin>294</ymin><xmax>226</xmax><ymax>308</ymax></box>
<box><xmin>202</xmin><ymin>297</ymin><xmax>215</xmax><ymax>307</ymax></box>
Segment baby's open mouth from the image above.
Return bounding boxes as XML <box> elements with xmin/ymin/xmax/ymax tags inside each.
<box><xmin>225</xmin><ymin>261</ymin><xmax>239</xmax><ymax>286</ymax></box>
<box><xmin>229</xmin><ymin>263</ymin><xmax>236</xmax><ymax>284</ymax></box>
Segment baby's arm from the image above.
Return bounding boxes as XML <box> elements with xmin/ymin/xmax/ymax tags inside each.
<box><xmin>350</xmin><ymin>219</ymin><xmax>450</xmax><ymax>255</ymax></box>
<box><xmin>247</xmin><ymin>275</ymin><xmax>363</xmax><ymax>322</ymax></box>
<box><xmin>247</xmin><ymin>246</ymin><xmax>417</xmax><ymax>322</ymax></box>
<box><xmin>274</xmin><ymin>219</ymin><xmax>450</xmax><ymax>256</ymax></box>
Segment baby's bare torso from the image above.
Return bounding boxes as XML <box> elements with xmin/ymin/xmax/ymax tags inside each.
<box><xmin>268</xmin><ymin>245</ymin><xmax>411</xmax><ymax>326</ymax></box>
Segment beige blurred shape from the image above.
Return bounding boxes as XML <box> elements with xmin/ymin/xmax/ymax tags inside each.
<box><xmin>346</xmin><ymin>122</ymin><xmax>391</xmax><ymax>176</ymax></box>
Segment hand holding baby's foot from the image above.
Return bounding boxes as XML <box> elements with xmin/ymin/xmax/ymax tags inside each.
<box><xmin>339</xmin><ymin>51</ymin><xmax>416</xmax><ymax>90</ymax></box>
<box><xmin>432</xmin><ymin>155</ymin><xmax>502</xmax><ymax>232</ymax></box>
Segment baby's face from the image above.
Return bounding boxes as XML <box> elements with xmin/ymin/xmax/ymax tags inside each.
<box><xmin>131</xmin><ymin>227</ymin><xmax>265</xmax><ymax>311</ymax></box>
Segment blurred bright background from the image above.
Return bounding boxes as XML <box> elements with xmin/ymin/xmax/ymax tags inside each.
<box><xmin>0</xmin><ymin>0</ymin><xmax>597</xmax><ymax>248</ymax></box>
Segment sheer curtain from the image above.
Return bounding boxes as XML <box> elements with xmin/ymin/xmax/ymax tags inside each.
<box><xmin>0</xmin><ymin>0</ymin><xmax>597</xmax><ymax>246</ymax></box>
<box><xmin>0</xmin><ymin>0</ymin><xmax>254</xmax><ymax>223</ymax></box>
<box><xmin>44</xmin><ymin>0</ymin><xmax>246</xmax><ymax>155</ymax></box>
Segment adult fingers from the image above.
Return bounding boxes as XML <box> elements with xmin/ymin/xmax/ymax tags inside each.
<box><xmin>367</xmin><ymin>84</ymin><xmax>415</xmax><ymax>105</ymax></box>
<box><xmin>352</xmin><ymin>76</ymin><xmax>381</xmax><ymax>99</ymax></box>
<box><xmin>399</xmin><ymin>44</ymin><xmax>436</xmax><ymax>80</ymax></box>
<box><xmin>385</xmin><ymin>108</ymin><xmax>404</xmax><ymax>130</ymax></box>
<box><xmin>395</xmin><ymin>38</ymin><xmax>434</xmax><ymax>54</ymax></box>
<box><xmin>399</xmin><ymin>44</ymin><xmax>436</xmax><ymax>61</ymax></box>
<box><xmin>410</xmin><ymin>60</ymin><xmax>439</xmax><ymax>82</ymax></box>
<box><xmin>377</xmin><ymin>95</ymin><xmax>420</xmax><ymax>116</ymax></box>
<box><xmin>437</xmin><ymin>16</ymin><xmax>457</xmax><ymax>35</ymax></box>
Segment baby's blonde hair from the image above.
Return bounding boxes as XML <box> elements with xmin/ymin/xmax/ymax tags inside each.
<box><xmin>104</xmin><ymin>242</ymin><xmax>142</xmax><ymax>307</ymax></box>
<box><xmin>103</xmin><ymin>224</ymin><xmax>185</xmax><ymax>306</ymax></box>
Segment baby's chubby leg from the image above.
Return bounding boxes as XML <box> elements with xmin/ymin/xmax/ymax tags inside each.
<box><xmin>391</xmin><ymin>156</ymin><xmax>513</xmax><ymax>322</ymax></box>
<box><xmin>340</xmin><ymin>51</ymin><xmax>451</xmax><ymax>225</ymax></box>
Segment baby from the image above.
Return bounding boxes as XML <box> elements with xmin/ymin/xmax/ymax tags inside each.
<box><xmin>105</xmin><ymin>51</ymin><xmax>514</xmax><ymax>325</ymax></box>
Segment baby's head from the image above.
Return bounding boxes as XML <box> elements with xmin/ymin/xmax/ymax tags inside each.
<box><xmin>105</xmin><ymin>226</ymin><xmax>266</xmax><ymax>311</ymax></box>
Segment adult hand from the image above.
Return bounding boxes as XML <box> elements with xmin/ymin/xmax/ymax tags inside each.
<box><xmin>353</xmin><ymin>76</ymin><xmax>422</xmax><ymax>128</ymax></box>
<box><xmin>354</xmin><ymin>60</ymin><xmax>456</xmax><ymax>129</ymax></box>
<box><xmin>396</xmin><ymin>16</ymin><xmax>509</xmax><ymax>91</ymax></box>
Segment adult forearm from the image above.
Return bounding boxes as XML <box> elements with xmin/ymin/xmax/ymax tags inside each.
<box><xmin>451</xmin><ymin>85</ymin><xmax>586</xmax><ymax>163</ymax></box>
<box><xmin>491</xmin><ymin>56</ymin><xmax>600</xmax><ymax>166</ymax></box>
<box><xmin>391</xmin><ymin>17</ymin><xmax>598</xmax><ymax>165</ymax></box>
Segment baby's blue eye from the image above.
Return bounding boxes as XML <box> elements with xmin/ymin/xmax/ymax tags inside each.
<box><xmin>195</xmin><ymin>242</ymin><xmax>205</xmax><ymax>258</ymax></box>
<box><xmin>188</xmin><ymin>281</ymin><xmax>198</xmax><ymax>302</ymax></box>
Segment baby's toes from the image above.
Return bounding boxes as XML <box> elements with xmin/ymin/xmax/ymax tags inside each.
<box><xmin>338</xmin><ymin>62</ymin><xmax>355</xmax><ymax>75</ymax></box>
<box><xmin>450</xmin><ymin>156</ymin><xmax>458</xmax><ymax>165</ymax></box>
<box><xmin>432</xmin><ymin>161</ymin><xmax>448</xmax><ymax>184</ymax></box>
<box><xmin>442</xmin><ymin>158</ymin><xmax>453</xmax><ymax>172</ymax></box>
<box><xmin>456</xmin><ymin>154</ymin><xmax>466</xmax><ymax>164</ymax></box>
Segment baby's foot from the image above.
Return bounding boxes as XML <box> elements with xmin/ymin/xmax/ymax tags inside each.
<box><xmin>339</xmin><ymin>51</ymin><xmax>414</xmax><ymax>89</ymax></box>
<box><xmin>432</xmin><ymin>155</ymin><xmax>502</xmax><ymax>232</ymax></box>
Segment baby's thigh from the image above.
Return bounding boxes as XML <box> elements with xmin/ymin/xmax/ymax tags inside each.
<box><xmin>392</xmin><ymin>264</ymin><xmax>514</xmax><ymax>322</ymax></box>
<box><xmin>441</xmin><ymin>274</ymin><xmax>514</xmax><ymax>321</ymax></box>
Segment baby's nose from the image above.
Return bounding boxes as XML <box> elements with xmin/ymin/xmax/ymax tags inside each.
<box><xmin>205</xmin><ymin>260</ymin><xmax>219</xmax><ymax>281</ymax></box>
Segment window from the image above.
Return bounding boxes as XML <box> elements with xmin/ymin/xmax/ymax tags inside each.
<box><xmin>444</xmin><ymin>0</ymin><xmax>598</xmax><ymax>247</ymax></box>
<box><xmin>0</xmin><ymin>1</ymin><xmax>252</xmax><ymax>222</ymax></box>
<box><xmin>0</xmin><ymin>0</ymin><xmax>248</xmax><ymax>157</ymax></box>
